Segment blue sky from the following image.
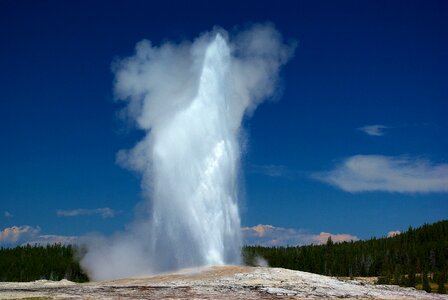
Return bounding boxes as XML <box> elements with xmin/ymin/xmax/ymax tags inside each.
<box><xmin>1</xmin><ymin>0</ymin><xmax>447</xmax><ymax>246</ymax></box>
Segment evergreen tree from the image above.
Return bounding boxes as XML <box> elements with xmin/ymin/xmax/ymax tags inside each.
<box><xmin>437</xmin><ymin>271</ymin><xmax>446</xmax><ymax>294</ymax></box>
<box><xmin>407</xmin><ymin>267</ymin><xmax>416</xmax><ymax>287</ymax></box>
<box><xmin>422</xmin><ymin>271</ymin><xmax>431</xmax><ymax>293</ymax></box>
<box><xmin>393</xmin><ymin>266</ymin><xmax>401</xmax><ymax>285</ymax></box>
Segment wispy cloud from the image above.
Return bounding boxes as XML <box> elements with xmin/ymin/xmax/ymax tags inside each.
<box><xmin>358</xmin><ymin>124</ymin><xmax>388</xmax><ymax>136</ymax></box>
<box><xmin>57</xmin><ymin>207</ymin><xmax>117</xmax><ymax>218</ymax></box>
<box><xmin>0</xmin><ymin>225</ymin><xmax>77</xmax><ymax>246</ymax></box>
<box><xmin>4</xmin><ymin>211</ymin><xmax>13</xmax><ymax>219</ymax></box>
<box><xmin>313</xmin><ymin>155</ymin><xmax>448</xmax><ymax>193</ymax></box>
<box><xmin>22</xmin><ymin>235</ymin><xmax>78</xmax><ymax>246</ymax></box>
<box><xmin>387</xmin><ymin>230</ymin><xmax>401</xmax><ymax>237</ymax></box>
<box><xmin>242</xmin><ymin>224</ymin><xmax>358</xmax><ymax>246</ymax></box>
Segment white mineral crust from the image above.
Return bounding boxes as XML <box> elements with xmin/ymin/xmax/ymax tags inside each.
<box><xmin>0</xmin><ymin>266</ymin><xmax>446</xmax><ymax>299</ymax></box>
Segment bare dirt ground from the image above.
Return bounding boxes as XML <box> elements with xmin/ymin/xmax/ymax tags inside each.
<box><xmin>1</xmin><ymin>266</ymin><xmax>447</xmax><ymax>299</ymax></box>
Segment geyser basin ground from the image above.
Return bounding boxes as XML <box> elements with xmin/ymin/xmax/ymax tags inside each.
<box><xmin>1</xmin><ymin>266</ymin><xmax>446</xmax><ymax>299</ymax></box>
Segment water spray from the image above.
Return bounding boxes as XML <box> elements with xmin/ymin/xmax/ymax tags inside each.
<box><xmin>81</xmin><ymin>24</ymin><xmax>294</xmax><ymax>280</ymax></box>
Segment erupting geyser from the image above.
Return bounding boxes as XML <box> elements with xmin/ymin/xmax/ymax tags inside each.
<box><xmin>80</xmin><ymin>24</ymin><xmax>294</xmax><ymax>281</ymax></box>
<box><xmin>149</xmin><ymin>34</ymin><xmax>241</xmax><ymax>270</ymax></box>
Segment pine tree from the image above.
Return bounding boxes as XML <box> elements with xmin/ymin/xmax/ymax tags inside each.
<box><xmin>437</xmin><ymin>271</ymin><xmax>446</xmax><ymax>294</ymax></box>
<box><xmin>407</xmin><ymin>267</ymin><xmax>416</xmax><ymax>287</ymax></box>
<box><xmin>422</xmin><ymin>270</ymin><xmax>431</xmax><ymax>293</ymax></box>
<box><xmin>393</xmin><ymin>266</ymin><xmax>401</xmax><ymax>285</ymax></box>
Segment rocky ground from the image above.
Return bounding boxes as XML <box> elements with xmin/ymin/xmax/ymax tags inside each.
<box><xmin>1</xmin><ymin>266</ymin><xmax>447</xmax><ymax>299</ymax></box>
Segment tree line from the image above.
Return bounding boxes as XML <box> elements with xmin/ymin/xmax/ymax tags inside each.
<box><xmin>243</xmin><ymin>220</ymin><xmax>448</xmax><ymax>294</ymax></box>
<box><xmin>0</xmin><ymin>244</ymin><xmax>88</xmax><ymax>282</ymax></box>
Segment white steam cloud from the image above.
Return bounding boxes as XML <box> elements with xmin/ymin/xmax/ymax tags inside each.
<box><xmin>80</xmin><ymin>24</ymin><xmax>294</xmax><ymax>281</ymax></box>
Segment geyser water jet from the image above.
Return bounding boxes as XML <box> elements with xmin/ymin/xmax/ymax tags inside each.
<box><xmin>149</xmin><ymin>34</ymin><xmax>241</xmax><ymax>270</ymax></box>
<box><xmin>80</xmin><ymin>24</ymin><xmax>294</xmax><ymax>281</ymax></box>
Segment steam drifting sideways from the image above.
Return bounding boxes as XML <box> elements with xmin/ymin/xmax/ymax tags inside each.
<box><xmin>81</xmin><ymin>24</ymin><xmax>295</xmax><ymax>281</ymax></box>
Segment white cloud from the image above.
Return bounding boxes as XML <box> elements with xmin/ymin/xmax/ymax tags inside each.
<box><xmin>313</xmin><ymin>155</ymin><xmax>448</xmax><ymax>193</ymax></box>
<box><xmin>4</xmin><ymin>211</ymin><xmax>13</xmax><ymax>219</ymax></box>
<box><xmin>387</xmin><ymin>230</ymin><xmax>401</xmax><ymax>237</ymax></box>
<box><xmin>358</xmin><ymin>125</ymin><xmax>388</xmax><ymax>136</ymax></box>
<box><xmin>242</xmin><ymin>224</ymin><xmax>358</xmax><ymax>246</ymax></box>
<box><xmin>0</xmin><ymin>225</ymin><xmax>77</xmax><ymax>246</ymax></box>
<box><xmin>312</xmin><ymin>232</ymin><xmax>359</xmax><ymax>244</ymax></box>
<box><xmin>0</xmin><ymin>225</ymin><xmax>41</xmax><ymax>245</ymax></box>
<box><xmin>57</xmin><ymin>207</ymin><xmax>117</xmax><ymax>218</ymax></box>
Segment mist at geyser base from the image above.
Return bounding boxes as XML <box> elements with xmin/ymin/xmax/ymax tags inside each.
<box><xmin>80</xmin><ymin>24</ymin><xmax>295</xmax><ymax>281</ymax></box>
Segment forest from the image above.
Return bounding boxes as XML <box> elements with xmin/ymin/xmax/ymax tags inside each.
<box><xmin>0</xmin><ymin>220</ymin><xmax>446</xmax><ymax>294</ymax></box>
<box><xmin>243</xmin><ymin>220</ymin><xmax>448</xmax><ymax>293</ymax></box>
<box><xmin>0</xmin><ymin>244</ymin><xmax>88</xmax><ymax>282</ymax></box>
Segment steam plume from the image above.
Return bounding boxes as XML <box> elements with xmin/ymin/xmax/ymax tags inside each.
<box><xmin>80</xmin><ymin>24</ymin><xmax>294</xmax><ymax>281</ymax></box>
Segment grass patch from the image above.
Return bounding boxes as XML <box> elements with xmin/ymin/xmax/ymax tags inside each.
<box><xmin>415</xmin><ymin>282</ymin><xmax>447</xmax><ymax>293</ymax></box>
